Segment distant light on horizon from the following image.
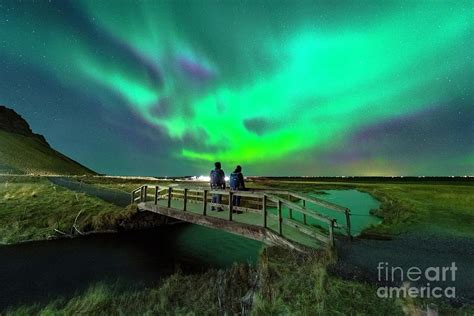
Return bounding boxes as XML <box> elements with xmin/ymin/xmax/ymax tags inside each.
<box><xmin>193</xmin><ymin>175</ymin><xmax>229</xmax><ymax>182</ymax></box>
<box><xmin>197</xmin><ymin>175</ymin><xmax>210</xmax><ymax>182</ymax></box>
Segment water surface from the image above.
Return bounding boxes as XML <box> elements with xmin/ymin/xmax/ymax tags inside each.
<box><xmin>311</xmin><ymin>189</ymin><xmax>382</xmax><ymax>235</ymax></box>
<box><xmin>0</xmin><ymin>224</ymin><xmax>261</xmax><ymax>310</ymax></box>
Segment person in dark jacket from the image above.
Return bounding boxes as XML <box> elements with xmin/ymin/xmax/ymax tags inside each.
<box><xmin>229</xmin><ymin>165</ymin><xmax>245</xmax><ymax>207</ymax></box>
<box><xmin>210</xmin><ymin>162</ymin><xmax>225</xmax><ymax>211</ymax></box>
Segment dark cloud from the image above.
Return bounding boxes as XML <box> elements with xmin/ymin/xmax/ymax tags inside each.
<box><xmin>244</xmin><ymin>117</ymin><xmax>276</xmax><ymax>136</ymax></box>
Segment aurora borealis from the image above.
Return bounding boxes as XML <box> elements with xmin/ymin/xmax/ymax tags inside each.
<box><xmin>0</xmin><ymin>0</ymin><xmax>472</xmax><ymax>176</ymax></box>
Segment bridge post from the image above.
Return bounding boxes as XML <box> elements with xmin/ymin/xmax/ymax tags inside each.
<box><xmin>154</xmin><ymin>186</ymin><xmax>158</xmax><ymax>205</ymax></box>
<box><xmin>345</xmin><ymin>209</ymin><xmax>352</xmax><ymax>241</ymax></box>
<box><xmin>328</xmin><ymin>220</ymin><xmax>335</xmax><ymax>248</ymax></box>
<box><xmin>229</xmin><ymin>191</ymin><xmax>233</xmax><ymax>221</ymax></box>
<box><xmin>302</xmin><ymin>199</ymin><xmax>307</xmax><ymax>224</ymax></box>
<box><xmin>262</xmin><ymin>195</ymin><xmax>267</xmax><ymax>228</ymax></box>
<box><xmin>143</xmin><ymin>186</ymin><xmax>148</xmax><ymax>202</ymax></box>
<box><xmin>130</xmin><ymin>192</ymin><xmax>134</xmax><ymax>204</ymax></box>
<box><xmin>278</xmin><ymin>200</ymin><xmax>283</xmax><ymax>236</ymax></box>
<box><xmin>203</xmin><ymin>190</ymin><xmax>208</xmax><ymax>215</ymax></box>
<box><xmin>167</xmin><ymin>187</ymin><xmax>172</xmax><ymax>208</ymax></box>
<box><xmin>183</xmin><ymin>188</ymin><xmax>188</xmax><ymax>211</ymax></box>
<box><xmin>140</xmin><ymin>186</ymin><xmax>144</xmax><ymax>202</ymax></box>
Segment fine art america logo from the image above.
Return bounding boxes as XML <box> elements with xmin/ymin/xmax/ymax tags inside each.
<box><xmin>376</xmin><ymin>262</ymin><xmax>457</xmax><ymax>299</ymax></box>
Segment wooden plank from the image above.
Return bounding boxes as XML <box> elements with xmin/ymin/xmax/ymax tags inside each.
<box><xmin>174</xmin><ymin>193</ymin><xmax>201</xmax><ymax>199</ymax></box>
<box><xmin>206</xmin><ymin>203</ymin><xmax>259</xmax><ymax>214</ymax></box>
<box><xmin>264</xmin><ymin>190</ymin><xmax>293</xmax><ymax>195</ymax></box>
<box><xmin>291</xmin><ymin>193</ymin><xmax>348</xmax><ymax>213</ymax></box>
<box><xmin>283</xmin><ymin>217</ymin><xmax>329</xmax><ymax>244</ymax></box>
<box><xmin>208</xmin><ymin>203</ymin><xmax>228</xmax><ymax>210</ymax></box>
<box><xmin>265</xmin><ymin>194</ymin><xmax>333</xmax><ymax>225</ymax></box>
<box><xmin>231</xmin><ymin>191</ymin><xmax>263</xmax><ymax>198</ymax></box>
<box><xmin>244</xmin><ymin>199</ymin><xmax>263</xmax><ymax>206</ymax></box>
<box><xmin>209</xmin><ymin>190</ymin><xmax>227</xmax><ymax>195</ymax></box>
<box><xmin>266</xmin><ymin>190</ymin><xmax>347</xmax><ymax>213</ymax></box>
<box><xmin>232</xmin><ymin>206</ymin><xmax>261</xmax><ymax>214</ymax></box>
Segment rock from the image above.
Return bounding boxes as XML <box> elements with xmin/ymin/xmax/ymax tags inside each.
<box><xmin>0</xmin><ymin>105</ymin><xmax>49</xmax><ymax>146</ymax></box>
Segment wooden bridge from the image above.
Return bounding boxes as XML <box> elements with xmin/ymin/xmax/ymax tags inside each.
<box><xmin>131</xmin><ymin>185</ymin><xmax>352</xmax><ymax>251</ymax></box>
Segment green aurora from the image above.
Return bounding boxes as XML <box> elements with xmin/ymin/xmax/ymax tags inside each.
<box><xmin>0</xmin><ymin>0</ymin><xmax>472</xmax><ymax>175</ymax></box>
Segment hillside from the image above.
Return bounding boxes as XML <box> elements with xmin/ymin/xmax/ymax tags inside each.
<box><xmin>0</xmin><ymin>105</ymin><xmax>95</xmax><ymax>175</ymax></box>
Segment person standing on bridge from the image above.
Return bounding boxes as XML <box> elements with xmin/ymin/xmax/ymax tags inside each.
<box><xmin>229</xmin><ymin>165</ymin><xmax>245</xmax><ymax>208</ymax></box>
<box><xmin>210</xmin><ymin>161</ymin><xmax>226</xmax><ymax>211</ymax></box>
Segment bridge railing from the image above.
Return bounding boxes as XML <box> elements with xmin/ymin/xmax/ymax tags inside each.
<box><xmin>131</xmin><ymin>185</ymin><xmax>351</xmax><ymax>248</ymax></box>
<box><xmin>267</xmin><ymin>190</ymin><xmax>351</xmax><ymax>239</ymax></box>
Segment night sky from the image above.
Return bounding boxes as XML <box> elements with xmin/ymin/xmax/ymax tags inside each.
<box><xmin>0</xmin><ymin>0</ymin><xmax>472</xmax><ymax>176</ymax></box>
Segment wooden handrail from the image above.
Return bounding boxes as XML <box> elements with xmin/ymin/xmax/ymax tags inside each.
<box><xmin>264</xmin><ymin>194</ymin><xmax>333</xmax><ymax>225</ymax></box>
<box><xmin>290</xmin><ymin>192</ymin><xmax>348</xmax><ymax>213</ymax></box>
<box><xmin>131</xmin><ymin>184</ymin><xmax>348</xmax><ymax>247</ymax></box>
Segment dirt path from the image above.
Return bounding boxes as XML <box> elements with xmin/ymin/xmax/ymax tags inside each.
<box><xmin>48</xmin><ymin>177</ymin><xmax>130</xmax><ymax>207</ymax></box>
<box><xmin>334</xmin><ymin>230</ymin><xmax>474</xmax><ymax>304</ymax></box>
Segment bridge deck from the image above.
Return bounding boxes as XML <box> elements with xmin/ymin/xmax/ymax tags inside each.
<box><xmin>133</xmin><ymin>185</ymin><xmax>352</xmax><ymax>251</ymax></box>
<box><xmin>139</xmin><ymin>198</ymin><xmax>317</xmax><ymax>250</ymax></box>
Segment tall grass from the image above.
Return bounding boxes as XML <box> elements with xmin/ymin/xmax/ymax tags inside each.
<box><xmin>0</xmin><ymin>177</ymin><xmax>133</xmax><ymax>244</ymax></box>
<box><xmin>6</xmin><ymin>246</ymin><xmax>474</xmax><ymax>315</ymax></box>
<box><xmin>5</xmin><ymin>264</ymin><xmax>257</xmax><ymax>315</ymax></box>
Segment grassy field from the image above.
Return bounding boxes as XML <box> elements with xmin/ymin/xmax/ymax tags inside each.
<box><xmin>0</xmin><ymin>176</ymin><xmax>133</xmax><ymax>244</ymax></box>
<box><xmin>359</xmin><ymin>183</ymin><xmax>474</xmax><ymax>237</ymax></box>
<box><xmin>1</xmin><ymin>176</ymin><xmax>472</xmax><ymax>314</ymax></box>
<box><xmin>0</xmin><ymin>130</ymin><xmax>94</xmax><ymax>175</ymax></box>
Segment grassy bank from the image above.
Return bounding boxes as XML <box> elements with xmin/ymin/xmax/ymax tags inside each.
<box><xmin>7</xmin><ymin>246</ymin><xmax>472</xmax><ymax>315</ymax></box>
<box><xmin>257</xmin><ymin>179</ymin><xmax>474</xmax><ymax>237</ymax></box>
<box><xmin>359</xmin><ymin>183</ymin><xmax>474</xmax><ymax>237</ymax></box>
<box><xmin>0</xmin><ymin>176</ymin><xmax>133</xmax><ymax>244</ymax></box>
<box><xmin>5</xmin><ymin>264</ymin><xmax>255</xmax><ymax>315</ymax></box>
<box><xmin>4</xmin><ymin>247</ymin><xmax>399</xmax><ymax>315</ymax></box>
